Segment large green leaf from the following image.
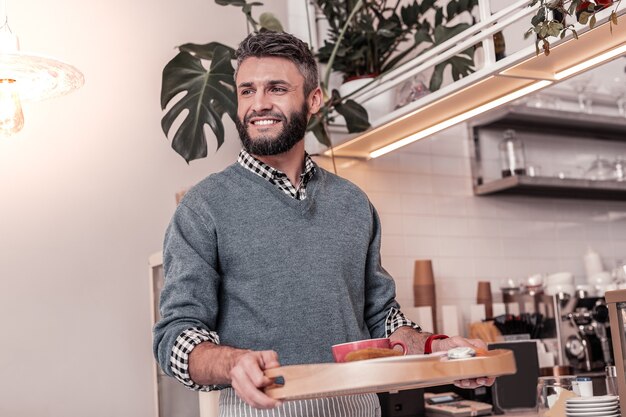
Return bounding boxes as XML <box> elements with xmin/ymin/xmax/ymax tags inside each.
<box><xmin>429</xmin><ymin>61</ymin><xmax>446</xmax><ymax>92</ymax></box>
<box><xmin>434</xmin><ymin>23</ymin><xmax>471</xmax><ymax>44</ymax></box>
<box><xmin>400</xmin><ymin>1</ymin><xmax>419</xmax><ymax>26</ymax></box>
<box><xmin>420</xmin><ymin>0</ymin><xmax>436</xmax><ymax>14</ymax></box>
<box><xmin>259</xmin><ymin>12</ymin><xmax>283</xmax><ymax>31</ymax></box>
<box><xmin>446</xmin><ymin>0</ymin><xmax>458</xmax><ymax>19</ymax></box>
<box><xmin>307</xmin><ymin>113</ymin><xmax>332</xmax><ymax>147</ymax></box>
<box><xmin>178</xmin><ymin>42</ymin><xmax>236</xmax><ymax>61</ymax></box>
<box><xmin>215</xmin><ymin>0</ymin><xmax>247</xmax><ymax>6</ymax></box>
<box><xmin>160</xmin><ymin>47</ymin><xmax>237</xmax><ymax>163</ymax></box>
<box><xmin>331</xmin><ymin>90</ymin><xmax>370</xmax><ymax>133</ymax></box>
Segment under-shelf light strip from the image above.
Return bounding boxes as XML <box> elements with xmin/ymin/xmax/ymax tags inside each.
<box><xmin>554</xmin><ymin>43</ymin><xmax>626</xmax><ymax>80</ymax></box>
<box><xmin>369</xmin><ymin>80</ymin><xmax>553</xmax><ymax>159</ymax></box>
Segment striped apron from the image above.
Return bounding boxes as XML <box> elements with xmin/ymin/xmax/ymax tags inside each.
<box><xmin>218</xmin><ymin>388</ymin><xmax>381</xmax><ymax>417</ymax></box>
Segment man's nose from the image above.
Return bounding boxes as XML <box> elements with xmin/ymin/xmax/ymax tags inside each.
<box><xmin>251</xmin><ymin>91</ymin><xmax>272</xmax><ymax>112</ymax></box>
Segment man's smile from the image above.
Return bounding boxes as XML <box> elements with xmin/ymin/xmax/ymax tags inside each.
<box><xmin>249</xmin><ymin>117</ymin><xmax>282</xmax><ymax>127</ymax></box>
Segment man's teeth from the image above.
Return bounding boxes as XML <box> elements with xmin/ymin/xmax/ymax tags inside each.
<box><xmin>253</xmin><ymin>119</ymin><xmax>279</xmax><ymax>126</ymax></box>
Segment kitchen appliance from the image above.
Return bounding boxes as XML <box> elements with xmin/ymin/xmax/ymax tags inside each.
<box><xmin>559</xmin><ymin>296</ymin><xmax>613</xmax><ymax>373</ymax></box>
<box><xmin>501</xmin><ymin>290</ymin><xmax>613</xmax><ymax>374</ymax></box>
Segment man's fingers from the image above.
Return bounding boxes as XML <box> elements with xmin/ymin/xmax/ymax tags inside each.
<box><xmin>467</xmin><ymin>338</ymin><xmax>488</xmax><ymax>351</ymax></box>
<box><xmin>454</xmin><ymin>379</ymin><xmax>481</xmax><ymax>389</ymax></box>
<box><xmin>230</xmin><ymin>350</ymin><xmax>283</xmax><ymax>409</ymax></box>
<box><xmin>477</xmin><ymin>376</ymin><xmax>496</xmax><ymax>387</ymax></box>
<box><xmin>260</xmin><ymin>350</ymin><xmax>280</xmax><ymax>369</ymax></box>
<box><xmin>453</xmin><ymin>376</ymin><xmax>495</xmax><ymax>389</ymax></box>
<box><xmin>231</xmin><ymin>375</ymin><xmax>281</xmax><ymax>409</ymax></box>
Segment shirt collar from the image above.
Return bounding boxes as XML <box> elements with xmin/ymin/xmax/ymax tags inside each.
<box><xmin>237</xmin><ymin>149</ymin><xmax>316</xmax><ymax>181</ymax></box>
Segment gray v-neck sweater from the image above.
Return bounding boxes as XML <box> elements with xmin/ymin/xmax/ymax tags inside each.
<box><xmin>154</xmin><ymin>162</ymin><xmax>399</xmax><ymax>371</ymax></box>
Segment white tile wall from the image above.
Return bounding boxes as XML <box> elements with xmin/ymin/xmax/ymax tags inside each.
<box><xmin>315</xmin><ymin>122</ymin><xmax>626</xmax><ymax>336</ymax></box>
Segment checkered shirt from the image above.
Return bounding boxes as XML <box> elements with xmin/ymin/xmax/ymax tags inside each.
<box><xmin>168</xmin><ymin>150</ymin><xmax>422</xmax><ymax>391</ymax></box>
<box><xmin>237</xmin><ymin>149</ymin><xmax>316</xmax><ymax>200</ymax></box>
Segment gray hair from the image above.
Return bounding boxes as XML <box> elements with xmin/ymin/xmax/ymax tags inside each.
<box><xmin>235</xmin><ymin>31</ymin><xmax>319</xmax><ymax>97</ymax></box>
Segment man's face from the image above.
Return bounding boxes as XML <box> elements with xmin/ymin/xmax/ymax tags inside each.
<box><xmin>235</xmin><ymin>57</ymin><xmax>320</xmax><ymax>156</ymax></box>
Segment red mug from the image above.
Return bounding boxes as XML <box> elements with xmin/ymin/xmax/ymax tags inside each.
<box><xmin>331</xmin><ymin>338</ymin><xmax>408</xmax><ymax>363</ymax></box>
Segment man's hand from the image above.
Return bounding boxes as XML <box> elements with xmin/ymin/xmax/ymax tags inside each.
<box><xmin>189</xmin><ymin>343</ymin><xmax>282</xmax><ymax>409</ymax></box>
<box><xmin>432</xmin><ymin>336</ymin><xmax>496</xmax><ymax>389</ymax></box>
<box><xmin>229</xmin><ymin>350</ymin><xmax>283</xmax><ymax>409</ymax></box>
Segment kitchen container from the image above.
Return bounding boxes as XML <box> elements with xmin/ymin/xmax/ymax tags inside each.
<box><xmin>584</xmin><ymin>156</ymin><xmax>614</xmax><ymax>181</ymax></box>
<box><xmin>536</xmin><ymin>376</ymin><xmax>579</xmax><ymax>417</ymax></box>
<box><xmin>413</xmin><ymin>260</ymin><xmax>437</xmax><ymax>332</ymax></box>
<box><xmin>476</xmin><ymin>281</ymin><xmax>493</xmax><ymax>318</ymax></box>
<box><xmin>605</xmin><ymin>365</ymin><xmax>618</xmax><ymax>396</ymax></box>
<box><xmin>499</xmin><ymin>129</ymin><xmax>526</xmax><ymax>177</ymax></box>
<box><xmin>614</xmin><ymin>157</ymin><xmax>625</xmax><ymax>181</ymax></box>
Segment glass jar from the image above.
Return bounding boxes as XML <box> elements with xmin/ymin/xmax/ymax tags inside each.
<box><xmin>499</xmin><ymin>129</ymin><xmax>526</xmax><ymax>178</ymax></box>
<box><xmin>614</xmin><ymin>157</ymin><xmax>625</xmax><ymax>181</ymax></box>
<box><xmin>585</xmin><ymin>156</ymin><xmax>613</xmax><ymax>181</ymax></box>
<box><xmin>537</xmin><ymin>376</ymin><xmax>579</xmax><ymax>417</ymax></box>
<box><xmin>606</xmin><ymin>365</ymin><xmax>618</xmax><ymax>396</ymax></box>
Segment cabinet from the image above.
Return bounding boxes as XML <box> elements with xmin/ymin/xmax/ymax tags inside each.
<box><xmin>469</xmin><ymin>104</ymin><xmax>626</xmax><ymax>200</ymax></box>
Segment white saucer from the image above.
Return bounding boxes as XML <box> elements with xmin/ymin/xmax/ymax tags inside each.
<box><xmin>567</xmin><ymin>411</ymin><xmax>619</xmax><ymax>417</ymax></box>
<box><xmin>567</xmin><ymin>395</ymin><xmax>619</xmax><ymax>404</ymax></box>
<box><xmin>566</xmin><ymin>404</ymin><xmax>619</xmax><ymax>413</ymax></box>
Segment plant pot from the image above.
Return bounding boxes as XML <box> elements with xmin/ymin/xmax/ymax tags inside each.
<box><xmin>338</xmin><ymin>76</ymin><xmax>395</xmax><ymax>124</ymax></box>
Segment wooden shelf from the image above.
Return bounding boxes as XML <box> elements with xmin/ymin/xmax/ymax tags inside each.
<box><xmin>472</xmin><ymin>105</ymin><xmax>626</xmax><ymax>142</ymax></box>
<box><xmin>474</xmin><ymin>175</ymin><xmax>626</xmax><ymax>200</ymax></box>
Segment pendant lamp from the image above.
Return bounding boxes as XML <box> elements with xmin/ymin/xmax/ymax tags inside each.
<box><xmin>0</xmin><ymin>1</ymin><xmax>84</xmax><ymax>136</ymax></box>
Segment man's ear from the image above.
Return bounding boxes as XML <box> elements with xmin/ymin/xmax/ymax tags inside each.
<box><xmin>307</xmin><ymin>86</ymin><xmax>323</xmax><ymax>115</ymax></box>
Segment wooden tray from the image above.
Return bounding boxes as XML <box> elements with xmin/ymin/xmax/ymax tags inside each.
<box><xmin>264</xmin><ymin>349</ymin><xmax>516</xmax><ymax>400</ymax></box>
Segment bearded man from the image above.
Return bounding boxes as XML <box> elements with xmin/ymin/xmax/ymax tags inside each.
<box><xmin>153</xmin><ymin>31</ymin><xmax>493</xmax><ymax>416</ymax></box>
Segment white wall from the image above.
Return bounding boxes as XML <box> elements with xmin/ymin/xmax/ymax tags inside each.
<box><xmin>0</xmin><ymin>1</ymin><xmax>286</xmax><ymax>416</ymax></box>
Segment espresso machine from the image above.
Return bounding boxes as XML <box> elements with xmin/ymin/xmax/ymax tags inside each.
<box><xmin>500</xmin><ymin>290</ymin><xmax>613</xmax><ymax>373</ymax></box>
<box><xmin>558</xmin><ymin>295</ymin><xmax>613</xmax><ymax>372</ymax></box>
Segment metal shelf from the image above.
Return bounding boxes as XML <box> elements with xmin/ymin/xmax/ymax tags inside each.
<box><xmin>474</xmin><ymin>175</ymin><xmax>626</xmax><ymax>200</ymax></box>
<box><xmin>472</xmin><ymin>105</ymin><xmax>626</xmax><ymax>142</ymax></box>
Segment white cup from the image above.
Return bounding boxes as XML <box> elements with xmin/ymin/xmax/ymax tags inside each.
<box><xmin>545</xmin><ymin>284</ymin><xmax>575</xmax><ymax>296</ymax></box>
<box><xmin>589</xmin><ymin>271</ymin><xmax>612</xmax><ymax>285</ymax></box>
<box><xmin>546</xmin><ymin>272</ymin><xmax>574</xmax><ymax>286</ymax></box>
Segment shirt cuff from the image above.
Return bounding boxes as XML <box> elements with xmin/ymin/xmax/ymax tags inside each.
<box><xmin>170</xmin><ymin>327</ymin><xmax>224</xmax><ymax>392</ymax></box>
<box><xmin>384</xmin><ymin>307</ymin><xmax>422</xmax><ymax>337</ymax></box>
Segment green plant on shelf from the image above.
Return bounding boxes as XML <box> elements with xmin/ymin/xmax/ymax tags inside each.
<box><xmin>527</xmin><ymin>0</ymin><xmax>621</xmax><ymax>56</ymax></box>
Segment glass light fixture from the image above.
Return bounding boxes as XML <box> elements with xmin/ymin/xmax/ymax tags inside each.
<box><xmin>0</xmin><ymin>1</ymin><xmax>84</xmax><ymax>136</ymax></box>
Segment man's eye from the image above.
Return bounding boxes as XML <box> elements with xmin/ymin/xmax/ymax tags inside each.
<box><xmin>240</xmin><ymin>89</ymin><xmax>253</xmax><ymax>96</ymax></box>
<box><xmin>271</xmin><ymin>87</ymin><xmax>287</xmax><ymax>93</ymax></box>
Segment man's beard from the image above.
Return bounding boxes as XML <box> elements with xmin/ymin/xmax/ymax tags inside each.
<box><xmin>235</xmin><ymin>103</ymin><xmax>309</xmax><ymax>156</ymax></box>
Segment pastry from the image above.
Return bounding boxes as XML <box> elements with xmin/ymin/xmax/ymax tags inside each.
<box><xmin>344</xmin><ymin>347</ymin><xmax>403</xmax><ymax>362</ymax></box>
